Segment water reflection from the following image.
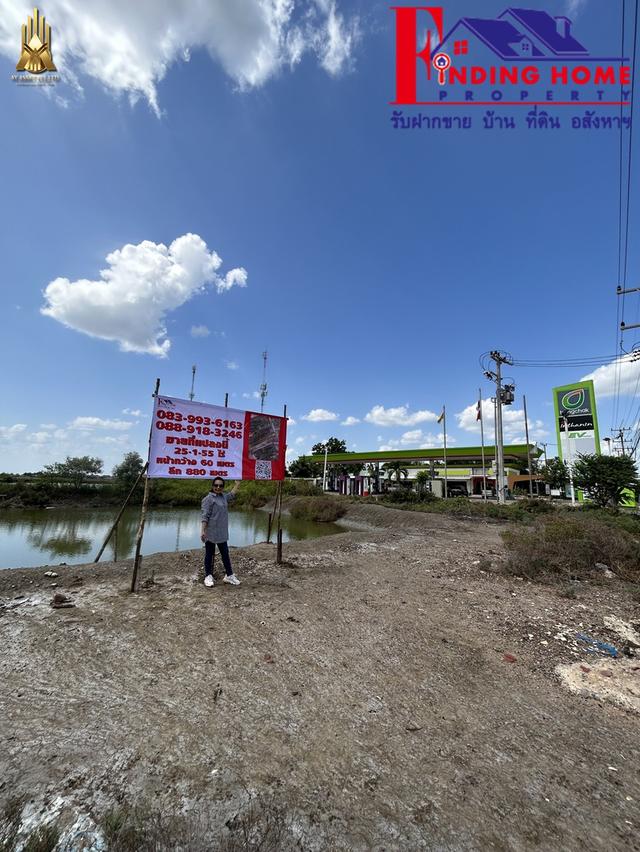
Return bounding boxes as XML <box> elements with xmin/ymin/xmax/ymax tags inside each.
<box><xmin>0</xmin><ymin>506</ymin><xmax>342</xmax><ymax>570</ymax></box>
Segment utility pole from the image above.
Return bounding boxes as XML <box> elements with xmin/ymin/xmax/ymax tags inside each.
<box><xmin>540</xmin><ymin>442</ymin><xmax>549</xmax><ymax>465</ymax></box>
<box><xmin>484</xmin><ymin>351</ymin><xmax>513</xmax><ymax>504</ymax></box>
<box><xmin>612</xmin><ymin>428</ymin><xmax>631</xmax><ymax>456</ymax></box>
<box><xmin>189</xmin><ymin>364</ymin><xmax>196</xmax><ymax>401</ymax></box>
<box><xmin>260</xmin><ymin>350</ymin><xmax>268</xmax><ymax>413</ymax></box>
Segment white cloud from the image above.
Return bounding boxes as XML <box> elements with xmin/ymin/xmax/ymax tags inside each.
<box><xmin>313</xmin><ymin>0</ymin><xmax>359</xmax><ymax>75</ymax></box>
<box><xmin>364</xmin><ymin>404</ymin><xmax>438</xmax><ymax>427</ymax></box>
<box><xmin>582</xmin><ymin>357</ymin><xmax>640</xmax><ymax>398</ymax></box>
<box><xmin>27</xmin><ymin>431</ymin><xmax>53</xmax><ymax>445</ymax></box>
<box><xmin>95</xmin><ymin>435</ymin><xmax>130</xmax><ymax>446</ymax></box>
<box><xmin>225</xmin><ymin>360</ymin><xmax>240</xmax><ymax>370</ymax></box>
<box><xmin>216</xmin><ymin>268</ymin><xmax>247</xmax><ymax>293</ymax></box>
<box><xmin>40</xmin><ymin>423</ymin><xmax>57</xmax><ymax>430</ymax></box>
<box><xmin>456</xmin><ymin>398</ymin><xmax>548</xmax><ymax>443</ymax></box>
<box><xmin>0</xmin><ymin>1</ymin><xmax>359</xmax><ymax>115</ymax></box>
<box><xmin>301</xmin><ymin>408</ymin><xmax>339</xmax><ymax>422</ymax></box>
<box><xmin>122</xmin><ymin>408</ymin><xmax>143</xmax><ymax>417</ymax></box>
<box><xmin>341</xmin><ymin>416</ymin><xmax>360</xmax><ymax>426</ymax></box>
<box><xmin>41</xmin><ymin>234</ymin><xmax>246</xmax><ymax>358</ymax></box>
<box><xmin>381</xmin><ymin>431</ymin><xmax>455</xmax><ymax>449</ymax></box>
<box><xmin>190</xmin><ymin>325</ymin><xmax>210</xmax><ymax>338</ymax></box>
<box><xmin>294</xmin><ymin>436</ymin><xmax>305</xmax><ymax>445</ymax></box>
<box><xmin>286</xmin><ymin>417</ymin><xmax>296</xmax><ymax>426</ymax></box>
<box><xmin>69</xmin><ymin>417</ymin><xmax>134</xmax><ymax>431</ymax></box>
<box><xmin>242</xmin><ymin>391</ymin><xmax>261</xmax><ymax>399</ymax></box>
<box><xmin>400</xmin><ymin>429</ymin><xmax>423</xmax><ymax>445</ymax></box>
<box><xmin>565</xmin><ymin>0</ymin><xmax>589</xmax><ymax>16</ymax></box>
<box><xmin>0</xmin><ymin>424</ymin><xmax>27</xmax><ymax>440</ymax></box>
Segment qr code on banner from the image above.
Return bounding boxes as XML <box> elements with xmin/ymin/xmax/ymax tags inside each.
<box><xmin>255</xmin><ymin>460</ymin><xmax>272</xmax><ymax>480</ymax></box>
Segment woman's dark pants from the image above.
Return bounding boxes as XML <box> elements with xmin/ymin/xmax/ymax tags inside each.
<box><xmin>204</xmin><ymin>540</ymin><xmax>233</xmax><ymax>577</ymax></box>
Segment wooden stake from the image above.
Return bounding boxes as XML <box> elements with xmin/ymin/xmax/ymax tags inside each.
<box><xmin>130</xmin><ymin>379</ymin><xmax>160</xmax><ymax>593</ymax></box>
<box><xmin>266</xmin><ymin>512</ymin><xmax>273</xmax><ymax>543</ymax></box>
<box><xmin>94</xmin><ymin>462</ymin><xmax>147</xmax><ymax>563</ymax></box>
<box><xmin>224</xmin><ymin>392</ymin><xmax>229</xmax><ymax>407</ymax></box>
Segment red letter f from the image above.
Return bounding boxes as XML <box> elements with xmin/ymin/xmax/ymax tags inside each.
<box><xmin>391</xmin><ymin>6</ymin><xmax>444</xmax><ymax>104</ymax></box>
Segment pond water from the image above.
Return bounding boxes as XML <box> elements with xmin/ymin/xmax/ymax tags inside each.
<box><xmin>0</xmin><ymin>507</ymin><xmax>343</xmax><ymax>570</ymax></box>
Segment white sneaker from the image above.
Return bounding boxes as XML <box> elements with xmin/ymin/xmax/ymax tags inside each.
<box><xmin>204</xmin><ymin>575</ymin><xmax>215</xmax><ymax>587</ymax></box>
<box><xmin>223</xmin><ymin>574</ymin><xmax>241</xmax><ymax>586</ymax></box>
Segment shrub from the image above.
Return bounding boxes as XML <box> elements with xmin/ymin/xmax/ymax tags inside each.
<box><xmin>502</xmin><ymin>514</ymin><xmax>640</xmax><ymax>583</ymax></box>
<box><xmin>518</xmin><ymin>498</ymin><xmax>554</xmax><ymax>514</ymax></box>
<box><xmin>381</xmin><ymin>490</ymin><xmax>421</xmax><ymax>504</ymax></box>
<box><xmin>290</xmin><ymin>496</ymin><xmax>346</xmax><ymax>523</ymax></box>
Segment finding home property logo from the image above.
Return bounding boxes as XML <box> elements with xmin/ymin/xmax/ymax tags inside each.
<box><xmin>392</xmin><ymin>6</ymin><xmax>630</xmax><ymax>106</ymax></box>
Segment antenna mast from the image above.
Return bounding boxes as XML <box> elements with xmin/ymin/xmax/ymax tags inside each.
<box><xmin>189</xmin><ymin>364</ymin><xmax>196</xmax><ymax>401</ymax></box>
<box><xmin>260</xmin><ymin>350</ymin><xmax>268</xmax><ymax>413</ymax></box>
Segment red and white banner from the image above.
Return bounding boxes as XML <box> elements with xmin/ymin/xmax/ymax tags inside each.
<box><xmin>148</xmin><ymin>395</ymin><xmax>287</xmax><ymax>481</ymax></box>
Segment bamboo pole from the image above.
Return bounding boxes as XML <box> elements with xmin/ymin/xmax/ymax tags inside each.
<box><xmin>275</xmin><ymin>483</ymin><xmax>283</xmax><ymax>563</ymax></box>
<box><xmin>130</xmin><ymin>379</ymin><xmax>160</xmax><ymax>593</ymax></box>
<box><xmin>224</xmin><ymin>392</ymin><xmax>229</xmax><ymax>407</ymax></box>
<box><xmin>94</xmin><ymin>462</ymin><xmax>148</xmax><ymax>563</ymax></box>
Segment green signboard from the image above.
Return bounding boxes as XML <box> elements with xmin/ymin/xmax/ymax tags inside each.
<box><xmin>552</xmin><ymin>379</ymin><xmax>600</xmax><ymax>462</ymax></box>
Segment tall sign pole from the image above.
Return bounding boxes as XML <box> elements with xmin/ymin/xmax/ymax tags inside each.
<box><xmin>523</xmin><ymin>394</ymin><xmax>534</xmax><ymax>497</ymax></box>
<box><xmin>478</xmin><ymin>389</ymin><xmax>487</xmax><ymax>501</ymax></box>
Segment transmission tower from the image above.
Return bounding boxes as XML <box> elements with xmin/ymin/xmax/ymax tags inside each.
<box><xmin>189</xmin><ymin>364</ymin><xmax>196</xmax><ymax>401</ymax></box>
<box><xmin>260</xmin><ymin>350</ymin><xmax>268</xmax><ymax>413</ymax></box>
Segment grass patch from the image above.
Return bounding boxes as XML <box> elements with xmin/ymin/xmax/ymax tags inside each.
<box><xmin>290</xmin><ymin>496</ymin><xmax>346</xmax><ymax>523</ymax></box>
<box><xmin>502</xmin><ymin>513</ymin><xmax>640</xmax><ymax>583</ymax></box>
<box><xmin>0</xmin><ymin>799</ymin><xmax>59</xmax><ymax>852</ymax></box>
<box><xmin>22</xmin><ymin>825</ymin><xmax>59</xmax><ymax>852</ymax></box>
<box><xmin>0</xmin><ymin>797</ymin><xmax>24</xmax><ymax>852</ymax></box>
<box><xmin>379</xmin><ymin>495</ymin><xmax>529</xmax><ymax>522</ymax></box>
<box><xmin>100</xmin><ymin>794</ymin><xmax>290</xmax><ymax>851</ymax></box>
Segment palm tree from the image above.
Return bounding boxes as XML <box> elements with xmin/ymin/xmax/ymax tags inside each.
<box><xmin>382</xmin><ymin>461</ymin><xmax>409</xmax><ymax>483</ymax></box>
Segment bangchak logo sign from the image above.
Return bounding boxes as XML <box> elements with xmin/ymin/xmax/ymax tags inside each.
<box><xmin>553</xmin><ymin>380</ymin><xmax>600</xmax><ymax>462</ymax></box>
<box><xmin>390</xmin><ymin>6</ymin><xmax>631</xmax><ymax>130</ymax></box>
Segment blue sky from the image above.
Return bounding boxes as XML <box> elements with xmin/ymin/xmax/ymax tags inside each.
<box><xmin>0</xmin><ymin>0</ymin><xmax>638</xmax><ymax>473</ymax></box>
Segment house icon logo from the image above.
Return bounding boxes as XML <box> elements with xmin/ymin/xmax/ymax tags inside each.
<box><xmin>435</xmin><ymin>8</ymin><xmax>593</xmax><ymax>61</ymax></box>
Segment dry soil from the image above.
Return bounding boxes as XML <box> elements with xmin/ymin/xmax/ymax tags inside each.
<box><xmin>1</xmin><ymin>502</ymin><xmax>639</xmax><ymax>851</ymax></box>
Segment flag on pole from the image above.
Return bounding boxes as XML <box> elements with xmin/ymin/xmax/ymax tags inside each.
<box><xmin>476</xmin><ymin>399</ymin><xmax>482</xmax><ymax>421</ymax></box>
<box><xmin>437</xmin><ymin>407</ymin><xmax>445</xmax><ymax>424</ymax></box>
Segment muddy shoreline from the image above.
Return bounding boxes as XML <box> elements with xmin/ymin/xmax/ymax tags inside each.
<box><xmin>1</xmin><ymin>503</ymin><xmax>639</xmax><ymax>850</ymax></box>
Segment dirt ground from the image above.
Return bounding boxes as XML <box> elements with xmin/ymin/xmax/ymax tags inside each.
<box><xmin>1</xmin><ymin>502</ymin><xmax>639</xmax><ymax>851</ymax></box>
